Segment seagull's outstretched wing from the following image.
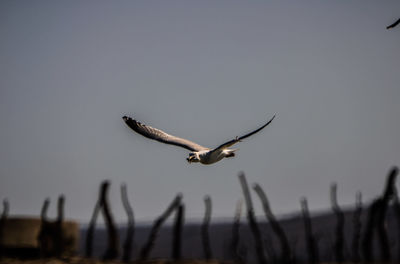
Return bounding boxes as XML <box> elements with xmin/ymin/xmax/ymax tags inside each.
<box><xmin>212</xmin><ymin>115</ymin><xmax>276</xmax><ymax>151</ymax></box>
<box><xmin>123</xmin><ymin>116</ymin><xmax>207</xmax><ymax>152</ymax></box>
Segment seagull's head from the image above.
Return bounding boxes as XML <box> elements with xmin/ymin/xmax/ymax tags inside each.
<box><xmin>187</xmin><ymin>152</ymin><xmax>200</xmax><ymax>163</ymax></box>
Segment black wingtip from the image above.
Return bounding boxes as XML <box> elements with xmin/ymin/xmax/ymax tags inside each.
<box><xmin>266</xmin><ymin>114</ymin><xmax>276</xmax><ymax>125</ymax></box>
<box><xmin>122</xmin><ymin>116</ymin><xmax>131</xmax><ymax>122</ymax></box>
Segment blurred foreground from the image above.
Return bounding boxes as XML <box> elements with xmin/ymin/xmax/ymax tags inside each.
<box><xmin>0</xmin><ymin>258</ymin><xmax>228</xmax><ymax>264</ymax></box>
<box><xmin>1</xmin><ymin>168</ymin><xmax>400</xmax><ymax>264</ymax></box>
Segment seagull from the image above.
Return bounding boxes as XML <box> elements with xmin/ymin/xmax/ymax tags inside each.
<box><xmin>122</xmin><ymin>114</ymin><xmax>275</xmax><ymax>165</ymax></box>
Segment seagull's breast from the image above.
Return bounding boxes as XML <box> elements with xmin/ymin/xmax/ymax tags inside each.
<box><xmin>199</xmin><ymin>150</ymin><xmax>226</xmax><ymax>165</ymax></box>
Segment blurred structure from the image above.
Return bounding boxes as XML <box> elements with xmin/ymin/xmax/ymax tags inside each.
<box><xmin>1</xmin><ymin>217</ymin><xmax>79</xmax><ymax>258</ymax></box>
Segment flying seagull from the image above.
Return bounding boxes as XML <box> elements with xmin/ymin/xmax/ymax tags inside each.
<box><xmin>122</xmin><ymin>115</ymin><xmax>275</xmax><ymax>165</ymax></box>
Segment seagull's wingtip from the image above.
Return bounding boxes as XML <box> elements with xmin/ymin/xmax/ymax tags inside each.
<box><xmin>268</xmin><ymin>114</ymin><xmax>276</xmax><ymax>122</ymax></box>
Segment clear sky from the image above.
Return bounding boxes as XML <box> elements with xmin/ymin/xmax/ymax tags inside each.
<box><xmin>1</xmin><ymin>1</ymin><xmax>400</xmax><ymax>223</ymax></box>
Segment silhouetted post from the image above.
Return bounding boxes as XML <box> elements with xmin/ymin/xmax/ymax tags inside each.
<box><xmin>41</xmin><ymin>198</ymin><xmax>50</xmax><ymax>220</ymax></box>
<box><xmin>100</xmin><ymin>181</ymin><xmax>119</xmax><ymax>260</ymax></box>
<box><xmin>0</xmin><ymin>199</ymin><xmax>9</xmax><ymax>258</ymax></box>
<box><xmin>351</xmin><ymin>192</ymin><xmax>362</xmax><ymax>263</ymax></box>
<box><xmin>54</xmin><ymin>195</ymin><xmax>65</xmax><ymax>257</ymax></box>
<box><xmin>300</xmin><ymin>198</ymin><xmax>318</xmax><ymax>264</ymax></box>
<box><xmin>393</xmin><ymin>187</ymin><xmax>400</xmax><ymax>262</ymax></box>
<box><xmin>361</xmin><ymin>197</ymin><xmax>380</xmax><ymax>262</ymax></box>
<box><xmin>238</xmin><ymin>172</ymin><xmax>267</xmax><ymax>264</ymax></box>
<box><xmin>253</xmin><ymin>183</ymin><xmax>291</xmax><ymax>264</ymax></box>
<box><xmin>362</xmin><ymin>167</ymin><xmax>398</xmax><ymax>262</ymax></box>
<box><xmin>38</xmin><ymin>198</ymin><xmax>50</xmax><ymax>257</ymax></box>
<box><xmin>172</xmin><ymin>204</ymin><xmax>184</xmax><ymax>260</ymax></box>
<box><xmin>140</xmin><ymin>194</ymin><xmax>182</xmax><ymax>260</ymax></box>
<box><xmin>330</xmin><ymin>183</ymin><xmax>344</xmax><ymax>263</ymax></box>
<box><xmin>1</xmin><ymin>200</ymin><xmax>9</xmax><ymax>220</ymax></box>
<box><xmin>376</xmin><ymin>167</ymin><xmax>397</xmax><ymax>262</ymax></box>
<box><xmin>231</xmin><ymin>199</ymin><xmax>244</xmax><ymax>264</ymax></box>
<box><xmin>202</xmin><ymin>195</ymin><xmax>212</xmax><ymax>260</ymax></box>
<box><xmin>85</xmin><ymin>200</ymin><xmax>100</xmax><ymax>258</ymax></box>
<box><xmin>121</xmin><ymin>183</ymin><xmax>135</xmax><ymax>263</ymax></box>
<box><xmin>57</xmin><ymin>195</ymin><xmax>65</xmax><ymax>222</ymax></box>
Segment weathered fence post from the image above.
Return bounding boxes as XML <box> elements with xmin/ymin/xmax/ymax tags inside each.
<box><xmin>202</xmin><ymin>195</ymin><xmax>212</xmax><ymax>260</ymax></box>
<box><xmin>330</xmin><ymin>183</ymin><xmax>344</xmax><ymax>263</ymax></box>
<box><xmin>140</xmin><ymin>194</ymin><xmax>182</xmax><ymax>260</ymax></box>
<box><xmin>238</xmin><ymin>172</ymin><xmax>267</xmax><ymax>264</ymax></box>
<box><xmin>0</xmin><ymin>199</ymin><xmax>9</xmax><ymax>258</ymax></box>
<box><xmin>231</xmin><ymin>199</ymin><xmax>245</xmax><ymax>264</ymax></box>
<box><xmin>1</xmin><ymin>199</ymin><xmax>9</xmax><ymax>219</ymax></box>
<box><xmin>121</xmin><ymin>183</ymin><xmax>135</xmax><ymax>263</ymax></box>
<box><xmin>40</xmin><ymin>198</ymin><xmax>50</xmax><ymax>221</ymax></box>
<box><xmin>100</xmin><ymin>181</ymin><xmax>119</xmax><ymax>260</ymax></box>
<box><xmin>253</xmin><ymin>183</ymin><xmax>291</xmax><ymax>264</ymax></box>
<box><xmin>172</xmin><ymin>204</ymin><xmax>184</xmax><ymax>260</ymax></box>
<box><xmin>300</xmin><ymin>197</ymin><xmax>319</xmax><ymax>264</ymax></box>
<box><xmin>85</xmin><ymin>200</ymin><xmax>100</xmax><ymax>258</ymax></box>
<box><xmin>57</xmin><ymin>195</ymin><xmax>65</xmax><ymax>222</ymax></box>
<box><xmin>361</xmin><ymin>197</ymin><xmax>380</xmax><ymax>262</ymax></box>
<box><xmin>376</xmin><ymin>167</ymin><xmax>397</xmax><ymax>262</ymax></box>
<box><xmin>38</xmin><ymin>198</ymin><xmax>50</xmax><ymax>257</ymax></box>
<box><xmin>362</xmin><ymin>167</ymin><xmax>397</xmax><ymax>262</ymax></box>
<box><xmin>54</xmin><ymin>195</ymin><xmax>65</xmax><ymax>257</ymax></box>
<box><xmin>394</xmin><ymin>187</ymin><xmax>400</xmax><ymax>262</ymax></box>
<box><xmin>85</xmin><ymin>181</ymin><xmax>120</xmax><ymax>259</ymax></box>
<box><xmin>351</xmin><ymin>191</ymin><xmax>362</xmax><ymax>263</ymax></box>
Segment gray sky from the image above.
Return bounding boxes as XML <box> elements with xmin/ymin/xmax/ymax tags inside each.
<box><xmin>1</xmin><ymin>1</ymin><xmax>400</xmax><ymax>223</ymax></box>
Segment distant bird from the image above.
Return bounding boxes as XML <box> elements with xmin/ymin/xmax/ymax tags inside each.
<box><xmin>122</xmin><ymin>114</ymin><xmax>275</xmax><ymax>165</ymax></box>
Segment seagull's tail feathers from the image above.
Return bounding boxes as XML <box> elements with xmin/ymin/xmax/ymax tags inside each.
<box><xmin>225</xmin><ymin>148</ymin><xmax>239</xmax><ymax>158</ymax></box>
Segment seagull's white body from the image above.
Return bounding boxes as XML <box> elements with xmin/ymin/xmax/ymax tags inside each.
<box><xmin>122</xmin><ymin>115</ymin><xmax>275</xmax><ymax>165</ymax></box>
<box><xmin>191</xmin><ymin>149</ymin><xmax>237</xmax><ymax>165</ymax></box>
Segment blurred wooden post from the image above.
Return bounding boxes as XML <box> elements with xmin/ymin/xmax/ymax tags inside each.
<box><xmin>351</xmin><ymin>192</ymin><xmax>362</xmax><ymax>263</ymax></box>
<box><xmin>38</xmin><ymin>198</ymin><xmax>50</xmax><ymax>258</ymax></box>
<box><xmin>172</xmin><ymin>204</ymin><xmax>184</xmax><ymax>260</ymax></box>
<box><xmin>361</xmin><ymin>198</ymin><xmax>379</xmax><ymax>262</ymax></box>
<box><xmin>40</xmin><ymin>198</ymin><xmax>50</xmax><ymax>221</ymax></box>
<box><xmin>253</xmin><ymin>183</ymin><xmax>291</xmax><ymax>264</ymax></box>
<box><xmin>300</xmin><ymin>197</ymin><xmax>318</xmax><ymax>264</ymax></box>
<box><xmin>57</xmin><ymin>195</ymin><xmax>65</xmax><ymax>222</ymax></box>
<box><xmin>376</xmin><ymin>167</ymin><xmax>397</xmax><ymax>262</ymax></box>
<box><xmin>392</xmin><ymin>186</ymin><xmax>400</xmax><ymax>263</ymax></box>
<box><xmin>100</xmin><ymin>181</ymin><xmax>119</xmax><ymax>260</ymax></box>
<box><xmin>330</xmin><ymin>183</ymin><xmax>344</xmax><ymax>263</ymax></box>
<box><xmin>231</xmin><ymin>199</ymin><xmax>244</xmax><ymax>264</ymax></box>
<box><xmin>1</xmin><ymin>200</ymin><xmax>9</xmax><ymax>219</ymax></box>
<box><xmin>54</xmin><ymin>195</ymin><xmax>65</xmax><ymax>257</ymax></box>
<box><xmin>362</xmin><ymin>167</ymin><xmax>397</xmax><ymax>262</ymax></box>
<box><xmin>85</xmin><ymin>200</ymin><xmax>100</xmax><ymax>258</ymax></box>
<box><xmin>140</xmin><ymin>194</ymin><xmax>182</xmax><ymax>260</ymax></box>
<box><xmin>202</xmin><ymin>195</ymin><xmax>212</xmax><ymax>260</ymax></box>
<box><xmin>0</xmin><ymin>199</ymin><xmax>9</xmax><ymax>258</ymax></box>
<box><xmin>121</xmin><ymin>183</ymin><xmax>135</xmax><ymax>263</ymax></box>
<box><xmin>238</xmin><ymin>172</ymin><xmax>267</xmax><ymax>264</ymax></box>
